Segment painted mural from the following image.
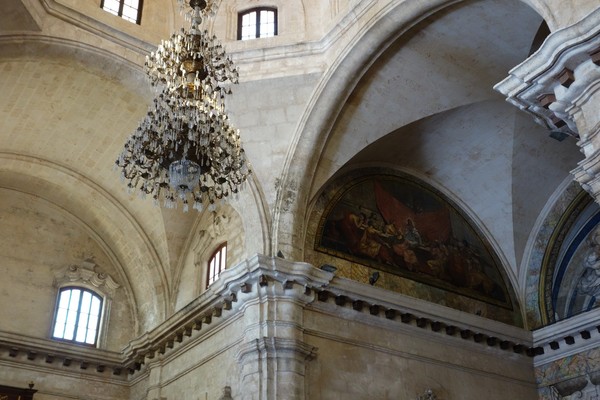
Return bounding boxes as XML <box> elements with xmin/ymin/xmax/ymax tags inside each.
<box><xmin>315</xmin><ymin>173</ymin><xmax>512</xmax><ymax>309</ymax></box>
<box><xmin>545</xmin><ymin>197</ymin><xmax>600</xmax><ymax>322</ymax></box>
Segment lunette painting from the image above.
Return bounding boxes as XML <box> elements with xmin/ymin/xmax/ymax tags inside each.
<box><xmin>315</xmin><ymin>174</ymin><xmax>512</xmax><ymax>309</ymax></box>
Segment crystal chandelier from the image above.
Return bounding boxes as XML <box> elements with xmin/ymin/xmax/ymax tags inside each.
<box><xmin>116</xmin><ymin>0</ymin><xmax>250</xmax><ymax>212</ymax></box>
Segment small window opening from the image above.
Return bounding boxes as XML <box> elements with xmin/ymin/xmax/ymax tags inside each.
<box><xmin>52</xmin><ymin>287</ymin><xmax>103</xmax><ymax>346</ymax></box>
<box><xmin>207</xmin><ymin>243</ymin><xmax>227</xmax><ymax>287</ymax></box>
<box><xmin>101</xmin><ymin>0</ymin><xmax>143</xmax><ymax>24</ymax></box>
<box><xmin>238</xmin><ymin>7</ymin><xmax>277</xmax><ymax>40</ymax></box>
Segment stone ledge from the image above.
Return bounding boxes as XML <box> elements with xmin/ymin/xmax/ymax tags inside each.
<box><xmin>0</xmin><ymin>331</ymin><xmax>126</xmax><ymax>379</ymax></box>
<box><xmin>533</xmin><ymin>307</ymin><xmax>600</xmax><ymax>366</ymax></box>
<box><xmin>121</xmin><ymin>254</ymin><xmax>333</xmax><ymax>374</ymax></box>
<box><xmin>0</xmin><ymin>255</ymin><xmax>538</xmax><ymax>382</ymax></box>
<box><xmin>310</xmin><ymin>286</ymin><xmax>538</xmax><ymax>357</ymax></box>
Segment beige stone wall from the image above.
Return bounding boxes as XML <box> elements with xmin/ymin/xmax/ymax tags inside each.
<box><xmin>0</xmin><ymin>250</ymin><xmax>538</xmax><ymax>399</ymax></box>
<box><xmin>0</xmin><ymin>355</ymin><xmax>129</xmax><ymax>400</ymax></box>
<box><xmin>151</xmin><ymin>331</ymin><xmax>242</xmax><ymax>400</ymax></box>
<box><xmin>0</xmin><ymin>188</ymin><xmax>135</xmax><ymax>351</ymax></box>
<box><xmin>228</xmin><ymin>73</ymin><xmax>322</xmax><ymax>210</ymax></box>
<box><xmin>304</xmin><ymin>311</ymin><xmax>536</xmax><ymax>399</ymax></box>
<box><xmin>174</xmin><ymin>205</ymin><xmax>246</xmax><ymax>311</ymax></box>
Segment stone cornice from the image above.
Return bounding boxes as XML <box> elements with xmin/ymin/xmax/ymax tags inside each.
<box><xmin>312</xmin><ymin>275</ymin><xmax>537</xmax><ymax>357</ymax></box>
<box><xmin>119</xmin><ymin>255</ymin><xmax>332</xmax><ymax>374</ymax></box>
<box><xmin>0</xmin><ymin>331</ymin><xmax>126</xmax><ymax>379</ymax></box>
<box><xmin>494</xmin><ymin>6</ymin><xmax>600</xmax><ymax>139</ymax></box>
<box><xmin>533</xmin><ymin>307</ymin><xmax>600</xmax><ymax>366</ymax></box>
<box><xmin>0</xmin><ymin>255</ymin><xmax>539</xmax><ymax>384</ymax></box>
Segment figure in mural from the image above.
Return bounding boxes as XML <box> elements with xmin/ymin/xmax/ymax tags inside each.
<box><xmin>578</xmin><ymin>252</ymin><xmax>600</xmax><ymax>296</ymax></box>
<box><xmin>551</xmin><ymin>212</ymin><xmax>600</xmax><ymax>320</ymax></box>
<box><xmin>404</xmin><ymin>218</ymin><xmax>423</xmax><ymax>247</ymax></box>
<box><xmin>576</xmin><ymin>228</ymin><xmax>600</xmax><ymax>304</ymax></box>
<box><xmin>427</xmin><ymin>241</ymin><xmax>449</xmax><ymax>278</ymax></box>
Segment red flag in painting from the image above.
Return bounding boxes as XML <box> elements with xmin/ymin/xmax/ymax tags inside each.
<box><xmin>373</xmin><ymin>180</ymin><xmax>452</xmax><ymax>243</ymax></box>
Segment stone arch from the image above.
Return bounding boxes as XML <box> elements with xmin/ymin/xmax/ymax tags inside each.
<box><xmin>519</xmin><ymin>178</ymin><xmax>584</xmax><ymax>329</ymax></box>
<box><xmin>520</xmin><ymin>179</ymin><xmax>595</xmax><ymax>329</ymax></box>
<box><xmin>0</xmin><ymin>35</ymin><xmax>150</xmax><ymax>99</ymax></box>
<box><xmin>272</xmin><ymin>0</ymin><xmax>547</xmax><ymax>262</ymax></box>
<box><xmin>0</xmin><ymin>30</ymin><xmax>271</xmax><ymax>287</ymax></box>
<box><xmin>0</xmin><ymin>154</ymin><xmax>169</xmax><ymax>333</ymax></box>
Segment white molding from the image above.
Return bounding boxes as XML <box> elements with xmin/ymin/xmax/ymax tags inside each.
<box><xmin>494</xmin><ymin>6</ymin><xmax>600</xmax><ymax>138</ymax></box>
<box><xmin>533</xmin><ymin>307</ymin><xmax>600</xmax><ymax>366</ymax></box>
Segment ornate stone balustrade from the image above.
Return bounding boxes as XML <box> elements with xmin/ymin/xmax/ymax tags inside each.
<box><xmin>495</xmin><ymin>7</ymin><xmax>600</xmax><ymax>202</ymax></box>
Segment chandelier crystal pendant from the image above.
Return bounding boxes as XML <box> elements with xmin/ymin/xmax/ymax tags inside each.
<box><xmin>116</xmin><ymin>0</ymin><xmax>250</xmax><ymax>212</ymax></box>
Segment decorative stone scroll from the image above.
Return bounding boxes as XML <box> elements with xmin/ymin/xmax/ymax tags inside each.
<box><xmin>53</xmin><ymin>259</ymin><xmax>120</xmax><ymax>297</ymax></box>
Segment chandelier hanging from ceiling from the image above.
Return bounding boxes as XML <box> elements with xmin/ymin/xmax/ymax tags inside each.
<box><xmin>116</xmin><ymin>0</ymin><xmax>251</xmax><ymax>212</ymax></box>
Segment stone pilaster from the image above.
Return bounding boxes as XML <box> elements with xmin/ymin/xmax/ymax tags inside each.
<box><xmin>494</xmin><ymin>6</ymin><xmax>600</xmax><ymax>202</ymax></box>
<box><xmin>145</xmin><ymin>361</ymin><xmax>164</xmax><ymax>400</ymax></box>
<box><xmin>232</xmin><ymin>256</ymin><xmax>329</xmax><ymax>400</ymax></box>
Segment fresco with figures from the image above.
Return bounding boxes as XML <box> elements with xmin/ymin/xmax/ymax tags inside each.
<box><xmin>315</xmin><ymin>173</ymin><xmax>512</xmax><ymax>309</ymax></box>
<box><xmin>540</xmin><ymin>192</ymin><xmax>600</xmax><ymax>323</ymax></box>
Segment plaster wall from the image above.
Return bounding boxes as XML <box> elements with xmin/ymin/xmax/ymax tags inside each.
<box><xmin>174</xmin><ymin>206</ymin><xmax>246</xmax><ymax>314</ymax></box>
<box><xmin>0</xmin><ymin>188</ymin><xmax>135</xmax><ymax>351</ymax></box>
<box><xmin>130</xmin><ymin>276</ymin><xmax>536</xmax><ymax>400</ymax></box>
<box><xmin>228</xmin><ymin>73</ymin><xmax>321</xmax><ymax>210</ymax></box>
<box><xmin>304</xmin><ymin>309</ymin><xmax>536</xmax><ymax>399</ymax></box>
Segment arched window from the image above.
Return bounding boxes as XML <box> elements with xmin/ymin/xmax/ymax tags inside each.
<box><xmin>101</xmin><ymin>0</ymin><xmax>143</xmax><ymax>24</ymax></box>
<box><xmin>207</xmin><ymin>243</ymin><xmax>227</xmax><ymax>287</ymax></box>
<box><xmin>238</xmin><ymin>7</ymin><xmax>277</xmax><ymax>40</ymax></box>
<box><xmin>52</xmin><ymin>287</ymin><xmax>103</xmax><ymax>346</ymax></box>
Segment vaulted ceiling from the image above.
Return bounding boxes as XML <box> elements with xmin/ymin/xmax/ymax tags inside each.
<box><xmin>0</xmin><ymin>0</ymin><xmax>586</xmax><ymax>330</ymax></box>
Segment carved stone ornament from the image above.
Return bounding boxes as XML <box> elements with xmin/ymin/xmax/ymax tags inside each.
<box><xmin>494</xmin><ymin>8</ymin><xmax>600</xmax><ymax>140</ymax></box>
<box><xmin>495</xmin><ymin>7</ymin><xmax>600</xmax><ymax>203</ymax></box>
<box><xmin>53</xmin><ymin>260</ymin><xmax>120</xmax><ymax>297</ymax></box>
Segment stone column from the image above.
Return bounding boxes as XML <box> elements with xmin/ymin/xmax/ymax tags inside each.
<box><xmin>145</xmin><ymin>361</ymin><xmax>165</xmax><ymax>400</ymax></box>
<box><xmin>234</xmin><ymin>256</ymin><xmax>331</xmax><ymax>400</ymax></box>
<box><xmin>494</xmin><ymin>7</ymin><xmax>600</xmax><ymax>201</ymax></box>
